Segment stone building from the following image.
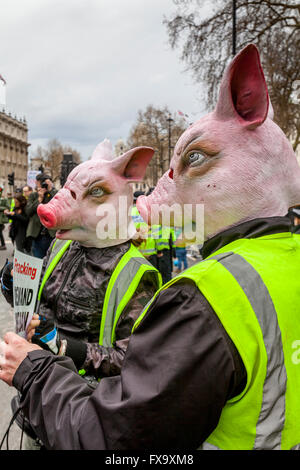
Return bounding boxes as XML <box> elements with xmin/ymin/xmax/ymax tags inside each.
<box><xmin>114</xmin><ymin>139</ymin><xmax>127</xmax><ymax>157</ymax></box>
<box><xmin>0</xmin><ymin>109</ymin><xmax>30</xmax><ymax>194</ymax></box>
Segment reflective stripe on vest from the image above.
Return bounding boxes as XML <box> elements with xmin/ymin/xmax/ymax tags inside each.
<box><xmin>131</xmin><ymin>205</ymin><xmax>146</xmax><ymax>227</ymax></box>
<box><xmin>153</xmin><ymin>226</ymin><xmax>176</xmax><ymax>251</ymax></box>
<box><xmin>35</xmin><ymin>239</ymin><xmax>72</xmax><ymax>313</ymax></box>
<box><xmin>133</xmin><ymin>233</ymin><xmax>300</xmax><ymax>450</ymax></box>
<box><xmin>9</xmin><ymin>198</ymin><xmax>15</xmax><ymax>223</ymax></box>
<box><xmin>38</xmin><ymin>239</ymin><xmax>161</xmax><ymax>349</ymax></box>
<box><xmin>139</xmin><ymin>236</ymin><xmax>157</xmax><ymax>256</ymax></box>
<box><xmin>99</xmin><ymin>243</ymin><xmax>161</xmax><ymax>348</ymax></box>
<box><xmin>198</xmin><ymin>251</ymin><xmax>287</xmax><ymax>450</ymax></box>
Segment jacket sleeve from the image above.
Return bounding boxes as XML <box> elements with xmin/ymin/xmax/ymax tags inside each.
<box><xmin>0</xmin><ymin>261</ymin><xmax>14</xmax><ymax>306</ymax></box>
<box><xmin>67</xmin><ymin>271</ymin><xmax>159</xmax><ymax>377</ymax></box>
<box><xmin>25</xmin><ymin>193</ymin><xmax>39</xmax><ymax>217</ymax></box>
<box><xmin>0</xmin><ymin>198</ymin><xmax>9</xmax><ymax>212</ymax></box>
<box><xmin>13</xmin><ymin>279</ymin><xmax>246</xmax><ymax>450</ymax></box>
<box><xmin>9</xmin><ymin>212</ymin><xmax>29</xmax><ymax>224</ymax></box>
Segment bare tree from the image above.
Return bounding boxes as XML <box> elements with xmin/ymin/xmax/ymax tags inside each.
<box><xmin>30</xmin><ymin>139</ymin><xmax>82</xmax><ymax>184</ymax></box>
<box><xmin>45</xmin><ymin>139</ymin><xmax>64</xmax><ymax>183</ymax></box>
<box><xmin>164</xmin><ymin>0</ymin><xmax>300</xmax><ymax>150</ymax></box>
<box><xmin>127</xmin><ymin>105</ymin><xmax>187</xmax><ymax>185</ymax></box>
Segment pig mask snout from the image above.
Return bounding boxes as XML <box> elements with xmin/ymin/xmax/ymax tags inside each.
<box><xmin>37</xmin><ymin>188</ymin><xmax>76</xmax><ymax>230</ymax></box>
<box><xmin>37</xmin><ymin>204</ymin><xmax>58</xmax><ymax>229</ymax></box>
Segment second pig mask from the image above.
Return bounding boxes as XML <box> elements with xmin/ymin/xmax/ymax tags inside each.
<box><xmin>37</xmin><ymin>140</ymin><xmax>154</xmax><ymax>248</ymax></box>
<box><xmin>137</xmin><ymin>45</ymin><xmax>300</xmax><ymax>241</ymax></box>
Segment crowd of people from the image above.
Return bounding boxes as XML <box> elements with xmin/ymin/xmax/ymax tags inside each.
<box><xmin>0</xmin><ymin>173</ymin><xmax>57</xmax><ymax>258</ymax></box>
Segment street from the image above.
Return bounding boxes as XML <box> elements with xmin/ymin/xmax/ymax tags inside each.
<box><xmin>0</xmin><ymin>227</ymin><xmax>22</xmax><ymax>450</ymax></box>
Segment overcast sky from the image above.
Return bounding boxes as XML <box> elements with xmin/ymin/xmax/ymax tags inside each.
<box><xmin>0</xmin><ymin>0</ymin><xmax>209</xmax><ymax>162</ymax></box>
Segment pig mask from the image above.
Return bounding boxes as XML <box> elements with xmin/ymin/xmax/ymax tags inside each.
<box><xmin>37</xmin><ymin>139</ymin><xmax>154</xmax><ymax>248</ymax></box>
<box><xmin>137</xmin><ymin>44</ymin><xmax>300</xmax><ymax>241</ymax></box>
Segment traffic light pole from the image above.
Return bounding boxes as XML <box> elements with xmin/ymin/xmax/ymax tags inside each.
<box><xmin>7</xmin><ymin>171</ymin><xmax>15</xmax><ymax>192</ymax></box>
<box><xmin>60</xmin><ymin>154</ymin><xmax>77</xmax><ymax>187</ymax></box>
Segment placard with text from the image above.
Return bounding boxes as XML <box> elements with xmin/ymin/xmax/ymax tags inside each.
<box><xmin>13</xmin><ymin>249</ymin><xmax>43</xmax><ymax>337</ymax></box>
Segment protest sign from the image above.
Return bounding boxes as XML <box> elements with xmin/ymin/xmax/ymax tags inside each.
<box><xmin>27</xmin><ymin>170</ymin><xmax>40</xmax><ymax>188</ymax></box>
<box><xmin>13</xmin><ymin>249</ymin><xmax>43</xmax><ymax>338</ymax></box>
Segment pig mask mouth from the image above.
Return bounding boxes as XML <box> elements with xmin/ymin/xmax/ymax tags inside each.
<box><xmin>55</xmin><ymin>227</ymin><xmax>87</xmax><ymax>240</ymax></box>
<box><xmin>37</xmin><ymin>204</ymin><xmax>83</xmax><ymax>236</ymax></box>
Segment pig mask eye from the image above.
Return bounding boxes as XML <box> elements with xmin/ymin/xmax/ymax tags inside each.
<box><xmin>89</xmin><ymin>187</ymin><xmax>105</xmax><ymax>198</ymax></box>
<box><xmin>188</xmin><ymin>152</ymin><xmax>207</xmax><ymax>167</ymax></box>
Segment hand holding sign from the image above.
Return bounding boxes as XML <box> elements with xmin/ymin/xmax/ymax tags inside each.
<box><xmin>26</xmin><ymin>314</ymin><xmax>40</xmax><ymax>342</ymax></box>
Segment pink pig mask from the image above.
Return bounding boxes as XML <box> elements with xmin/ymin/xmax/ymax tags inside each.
<box><xmin>137</xmin><ymin>44</ymin><xmax>300</xmax><ymax>241</ymax></box>
<box><xmin>37</xmin><ymin>139</ymin><xmax>154</xmax><ymax>248</ymax></box>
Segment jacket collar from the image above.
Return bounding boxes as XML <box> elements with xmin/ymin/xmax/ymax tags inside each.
<box><xmin>200</xmin><ymin>216</ymin><xmax>293</xmax><ymax>259</ymax></box>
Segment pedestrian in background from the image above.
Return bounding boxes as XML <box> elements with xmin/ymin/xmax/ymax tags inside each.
<box><xmin>22</xmin><ymin>185</ymin><xmax>34</xmax><ymax>253</ymax></box>
<box><xmin>155</xmin><ymin>225</ymin><xmax>176</xmax><ymax>284</ymax></box>
<box><xmin>25</xmin><ymin>174</ymin><xmax>57</xmax><ymax>258</ymax></box>
<box><xmin>0</xmin><ymin>186</ymin><xmax>9</xmax><ymax>251</ymax></box>
<box><xmin>175</xmin><ymin>240</ymin><xmax>188</xmax><ymax>273</ymax></box>
<box><xmin>4</xmin><ymin>193</ymin><xmax>29</xmax><ymax>253</ymax></box>
<box><xmin>23</xmin><ymin>185</ymin><xmax>33</xmax><ymax>200</ymax></box>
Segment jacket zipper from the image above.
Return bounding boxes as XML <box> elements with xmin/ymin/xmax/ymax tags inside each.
<box><xmin>53</xmin><ymin>248</ymin><xmax>83</xmax><ymax>312</ymax></box>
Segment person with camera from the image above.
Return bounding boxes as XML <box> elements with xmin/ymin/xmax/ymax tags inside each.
<box><xmin>25</xmin><ymin>174</ymin><xmax>57</xmax><ymax>258</ymax></box>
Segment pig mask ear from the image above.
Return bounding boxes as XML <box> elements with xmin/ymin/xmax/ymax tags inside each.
<box><xmin>91</xmin><ymin>139</ymin><xmax>114</xmax><ymax>161</ymax></box>
<box><xmin>215</xmin><ymin>44</ymin><xmax>269</xmax><ymax>130</ymax></box>
<box><xmin>111</xmin><ymin>147</ymin><xmax>155</xmax><ymax>181</ymax></box>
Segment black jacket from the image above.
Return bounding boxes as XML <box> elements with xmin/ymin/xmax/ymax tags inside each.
<box><xmin>9</xmin><ymin>209</ymin><xmax>29</xmax><ymax>252</ymax></box>
<box><xmin>12</xmin><ymin>216</ymin><xmax>292</xmax><ymax>449</ymax></box>
<box><xmin>36</xmin><ymin>240</ymin><xmax>159</xmax><ymax>377</ymax></box>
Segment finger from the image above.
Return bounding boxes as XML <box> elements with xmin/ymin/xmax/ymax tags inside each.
<box><xmin>27</xmin><ymin>319</ymin><xmax>40</xmax><ymax>331</ymax></box>
<box><xmin>27</xmin><ymin>329</ymin><xmax>35</xmax><ymax>342</ymax></box>
<box><xmin>3</xmin><ymin>331</ymin><xmax>15</xmax><ymax>344</ymax></box>
<box><xmin>4</xmin><ymin>331</ymin><xmax>21</xmax><ymax>345</ymax></box>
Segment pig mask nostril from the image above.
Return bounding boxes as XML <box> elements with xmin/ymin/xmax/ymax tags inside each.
<box><xmin>70</xmin><ymin>190</ymin><xmax>77</xmax><ymax>200</ymax></box>
<box><xmin>169</xmin><ymin>169</ymin><xmax>174</xmax><ymax>179</ymax></box>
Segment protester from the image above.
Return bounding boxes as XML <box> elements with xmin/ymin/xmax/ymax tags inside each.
<box><xmin>155</xmin><ymin>225</ymin><xmax>176</xmax><ymax>283</ymax></box>
<box><xmin>23</xmin><ymin>185</ymin><xmax>33</xmax><ymax>200</ymax></box>
<box><xmin>4</xmin><ymin>194</ymin><xmax>29</xmax><ymax>253</ymax></box>
<box><xmin>21</xmin><ymin>185</ymin><xmax>34</xmax><ymax>253</ymax></box>
<box><xmin>132</xmin><ymin>188</ymin><xmax>177</xmax><ymax>277</ymax></box>
<box><xmin>1</xmin><ymin>45</ymin><xmax>300</xmax><ymax>450</ymax></box>
<box><xmin>0</xmin><ymin>141</ymin><xmax>161</xmax><ymax>449</ymax></box>
<box><xmin>175</xmin><ymin>241</ymin><xmax>188</xmax><ymax>272</ymax></box>
<box><xmin>0</xmin><ymin>187</ymin><xmax>9</xmax><ymax>251</ymax></box>
<box><xmin>25</xmin><ymin>174</ymin><xmax>57</xmax><ymax>258</ymax></box>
